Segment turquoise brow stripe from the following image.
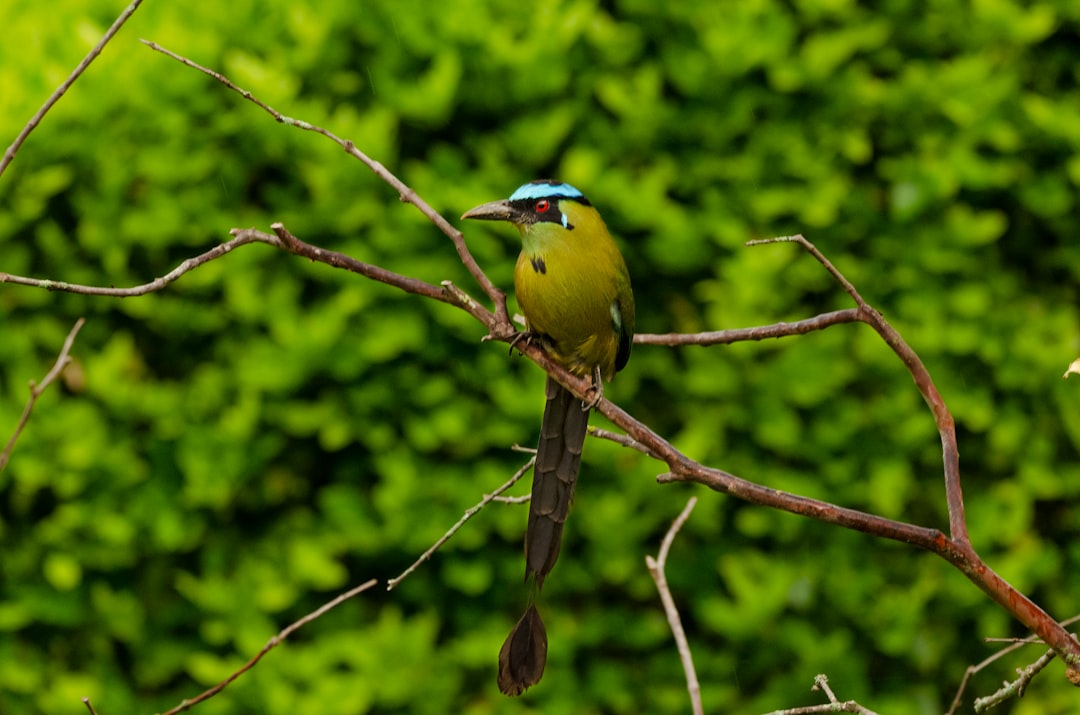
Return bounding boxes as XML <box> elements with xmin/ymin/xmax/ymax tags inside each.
<box><xmin>509</xmin><ymin>182</ymin><xmax>585</xmax><ymax>201</ymax></box>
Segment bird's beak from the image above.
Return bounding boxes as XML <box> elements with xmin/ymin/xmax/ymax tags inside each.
<box><xmin>461</xmin><ymin>199</ymin><xmax>523</xmax><ymax>223</ymax></box>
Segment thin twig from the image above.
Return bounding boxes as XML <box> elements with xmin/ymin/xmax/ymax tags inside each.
<box><xmin>492</xmin><ymin>494</ymin><xmax>531</xmax><ymax>505</ymax></box>
<box><xmin>160</xmin><ymin>579</ymin><xmax>378</xmax><ymax>715</ymax></box>
<box><xmin>588</xmin><ymin>426</ymin><xmax>656</xmax><ymax>456</ymax></box>
<box><xmin>140</xmin><ymin>39</ymin><xmax>509</xmax><ymax>326</ymax></box>
<box><xmin>760</xmin><ymin>674</ymin><xmax>881</xmax><ymax>715</ymax></box>
<box><xmin>81</xmin><ymin>697</ymin><xmax>98</xmax><ymax>715</ymax></box>
<box><xmin>0</xmin><ymin>232</ymin><xmax>265</xmax><ymax>296</ymax></box>
<box><xmin>0</xmin><ymin>318</ymin><xmax>85</xmax><ymax>472</ymax></box>
<box><xmin>972</xmin><ymin>649</ymin><xmax>1057</xmax><ymax>712</ymax></box>
<box><xmin>946</xmin><ymin>614</ymin><xmax>1080</xmax><ymax>715</ymax></box>
<box><xmin>387</xmin><ymin>458</ymin><xmax>534</xmax><ymax>590</ymax></box>
<box><xmin>646</xmin><ymin>497</ymin><xmax>702</xmax><ymax>715</ymax></box>
<box><xmin>0</xmin><ymin>0</ymin><xmax>147</xmax><ymax>179</ymax></box>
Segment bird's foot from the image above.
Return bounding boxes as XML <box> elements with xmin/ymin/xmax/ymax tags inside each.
<box><xmin>582</xmin><ymin>365</ymin><xmax>604</xmax><ymax>411</ymax></box>
<box><xmin>507</xmin><ymin>330</ymin><xmax>537</xmax><ymax>357</ymax></box>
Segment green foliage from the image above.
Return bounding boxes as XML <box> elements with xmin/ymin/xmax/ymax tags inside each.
<box><xmin>3</xmin><ymin>0</ymin><xmax>1080</xmax><ymax>712</ymax></box>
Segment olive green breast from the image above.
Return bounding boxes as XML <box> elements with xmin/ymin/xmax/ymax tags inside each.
<box><xmin>514</xmin><ymin>201</ymin><xmax>634</xmax><ymax>380</ymax></box>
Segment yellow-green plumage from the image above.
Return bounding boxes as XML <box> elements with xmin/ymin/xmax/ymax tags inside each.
<box><xmin>514</xmin><ymin>199</ymin><xmax>634</xmax><ymax>381</ymax></box>
<box><xmin>463</xmin><ymin>180</ymin><xmax>634</xmax><ymax>697</ymax></box>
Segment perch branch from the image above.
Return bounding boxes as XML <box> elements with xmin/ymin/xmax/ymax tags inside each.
<box><xmin>6</xmin><ymin>44</ymin><xmax>1076</xmax><ymax>706</ymax></box>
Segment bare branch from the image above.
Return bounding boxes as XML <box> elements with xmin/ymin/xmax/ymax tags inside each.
<box><xmin>635</xmin><ymin>309</ymin><xmax>861</xmax><ymax>347</ymax></box>
<box><xmin>0</xmin><ymin>232</ymin><xmax>266</xmax><ymax>297</ymax></box>
<box><xmin>387</xmin><ymin>457</ymin><xmax>534</xmax><ymax>591</ymax></box>
<box><xmin>588</xmin><ymin>426</ymin><xmax>656</xmax><ymax>457</ymax></box>
<box><xmin>0</xmin><ymin>0</ymin><xmax>146</xmax><ymax>179</ymax></box>
<box><xmin>255</xmin><ymin>223</ymin><xmax>494</xmax><ymax>326</ymax></box>
<box><xmin>753</xmin><ymin>236</ymin><xmax>967</xmax><ymax>545</ymax></box>
<box><xmin>140</xmin><ymin>40</ymin><xmax>510</xmax><ymax>326</ymax></box>
<box><xmin>586</xmin><ymin>236</ymin><xmax>1080</xmax><ymax>674</ymax></box>
<box><xmin>81</xmin><ymin>697</ymin><xmax>99</xmax><ymax>715</ymax></box>
<box><xmin>160</xmin><ymin>579</ymin><xmax>377</xmax><ymax>715</ymax></box>
<box><xmin>761</xmin><ymin>674</ymin><xmax>881</xmax><ymax>715</ymax></box>
<box><xmin>8</xmin><ymin>37</ymin><xmax>1075</xmax><ymax>706</ymax></box>
<box><xmin>971</xmin><ymin>650</ymin><xmax>1056</xmax><ymax>713</ymax></box>
<box><xmin>946</xmin><ymin>614</ymin><xmax>1080</xmax><ymax>715</ymax></box>
<box><xmin>646</xmin><ymin>497</ymin><xmax>702</xmax><ymax>715</ymax></box>
<box><xmin>1</xmin><ymin>318</ymin><xmax>85</xmax><ymax>473</ymax></box>
<box><xmin>492</xmin><ymin>494</ymin><xmax>531</xmax><ymax>505</ymax></box>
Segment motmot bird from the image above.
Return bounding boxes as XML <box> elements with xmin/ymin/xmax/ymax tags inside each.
<box><xmin>463</xmin><ymin>180</ymin><xmax>635</xmax><ymax>695</ymax></box>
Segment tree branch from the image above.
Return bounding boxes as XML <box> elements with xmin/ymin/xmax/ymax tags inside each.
<box><xmin>762</xmin><ymin>674</ymin><xmax>880</xmax><ymax>715</ymax></box>
<box><xmin>635</xmin><ymin>309</ymin><xmax>861</xmax><ymax>346</ymax></box>
<box><xmin>0</xmin><ymin>232</ymin><xmax>266</xmax><ymax>296</ymax></box>
<box><xmin>140</xmin><ymin>39</ymin><xmax>510</xmax><ymax>328</ymax></box>
<box><xmin>160</xmin><ymin>579</ymin><xmax>378</xmax><ymax>715</ymax></box>
<box><xmin>0</xmin><ymin>0</ymin><xmax>146</xmax><ymax>179</ymax></box>
<box><xmin>6</xmin><ymin>41</ymin><xmax>1076</xmax><ymax>708</ymax></box>
<box><xmin>646</xmin><ymin>497</ymin><xmax>702</xmax><ymax>715</ymax></box>
<box><xmin>946</xmin><ymin>614</ymin><xmax>1080</xmax><ymax>715</ymax></box>
<box><xmin>0</xmin><ymin>318</ymin><xmax>85</xmax><ymax>473</ymax></box>
<box><xmin>387</xmin><ymin>457</ymin><xmax>534</xmax><ymax>591</ymax></box>
<box><xmin>750</xmin><ymin>235</ymin><xmax>967</xmax><ymax>546</ymax></box>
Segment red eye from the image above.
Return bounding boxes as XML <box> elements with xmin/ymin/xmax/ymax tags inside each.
<box><xmin>535</xmin><ymin>200</ymin><xmax>550</xmax><ymax>212</ymax></box>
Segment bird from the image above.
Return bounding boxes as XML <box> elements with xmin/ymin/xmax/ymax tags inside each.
<box><xmin>462</xmin><ymin>179</ymin><xmax>635</xmax><ymax>695</ymax></box>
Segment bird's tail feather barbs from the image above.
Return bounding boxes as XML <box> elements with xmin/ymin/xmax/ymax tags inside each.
<box><xmin>497</xmin><ymin>604</ymin><xmax>548</xmax><ymax>696</ymax></box>
<box><xmin>525</xmin><ymin>376</ymin><xmax>588</xmax><ymax>586</ymax></box>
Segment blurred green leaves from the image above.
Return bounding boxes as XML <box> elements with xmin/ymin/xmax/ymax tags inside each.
<box><xmin>3</xmin><ymin>0</ymin><xmax>1080</xmax><ymax>713</ymax></box>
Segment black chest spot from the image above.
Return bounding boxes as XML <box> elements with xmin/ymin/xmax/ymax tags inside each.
<box><xmin>530</xmin><ymin>257</ymin><xmax>547</xmax><ymax>274</ymax></box>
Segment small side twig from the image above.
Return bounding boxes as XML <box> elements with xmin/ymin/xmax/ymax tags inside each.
<box><xmin>761</xmin><ymin>674</ymin><xmax>880</xmax><ymax>715</ymax></box>
<box><xmin>945</xmin><ymin>614</ymin><xmax>1080</xmax><ymax>714</ymax></box>
<box><xmin>0</xmin><ymin>318</ymin><xmax>85</xmax><ymax>472</ymax></box>
<box><xmin>160</xmin><ymin>579</ymin><xmax>377</xmax><ymax>715</ymax></box>
<box><xmin>81</xmin><ymin>697</ymin><xmax>98</xmax><ymax>715</ymax></box>
<box><xmin>646</xmin><ymin>497</ymin><xmax>702</xmax><ymax>715</ymax></box>
<box><xmin>589</xmin><ymin>426</ymin><xmax>656</xmax><ymax>457</ymax></box>
<box><xmin>972</xmin><ymin>649</ymin><xmax>1057</xmax><ymax>712</ymax></box>
<box><xmin>387</xmin><ymin>457</ymin><xmax>534</xmax><ymax>590</ymax></box>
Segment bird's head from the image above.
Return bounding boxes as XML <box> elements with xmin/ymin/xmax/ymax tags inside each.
<box><xmin>461</xmin><ymin>180</ymin><xmax>592</xmax><ymax>233</ymax></box>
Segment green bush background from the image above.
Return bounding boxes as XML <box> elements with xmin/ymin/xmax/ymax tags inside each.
<box><xmin>2</xmin><ymin>1</ymin><xmax>1080</xmax><ymax>712</ymax></box>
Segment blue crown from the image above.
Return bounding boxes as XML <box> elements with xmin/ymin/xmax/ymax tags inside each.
<box><xmin>509</xmin><ymin>180</ymin><xmax>586</xmax><ymax>202</ymax></box>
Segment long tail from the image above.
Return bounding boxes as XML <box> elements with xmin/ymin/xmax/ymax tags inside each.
<box><xmin>498</xmin><ymin>376</ymin><xmax>588</xmax><ymax>696</ymax></box>
<box><xmin>527</xmin><ymin>375</ymin><xmax>588</xmax><ymax>585</ymax></box>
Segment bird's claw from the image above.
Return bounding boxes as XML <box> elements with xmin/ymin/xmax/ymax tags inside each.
<box><xmin>581</xmin><ymin>365</ymin><xmax>604</xmax><ymax>411</ymax></box>
<box><xmin>507</xmin><ymin>330</ymin><xmax>544</xmax><ymax>357</ymax></box>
